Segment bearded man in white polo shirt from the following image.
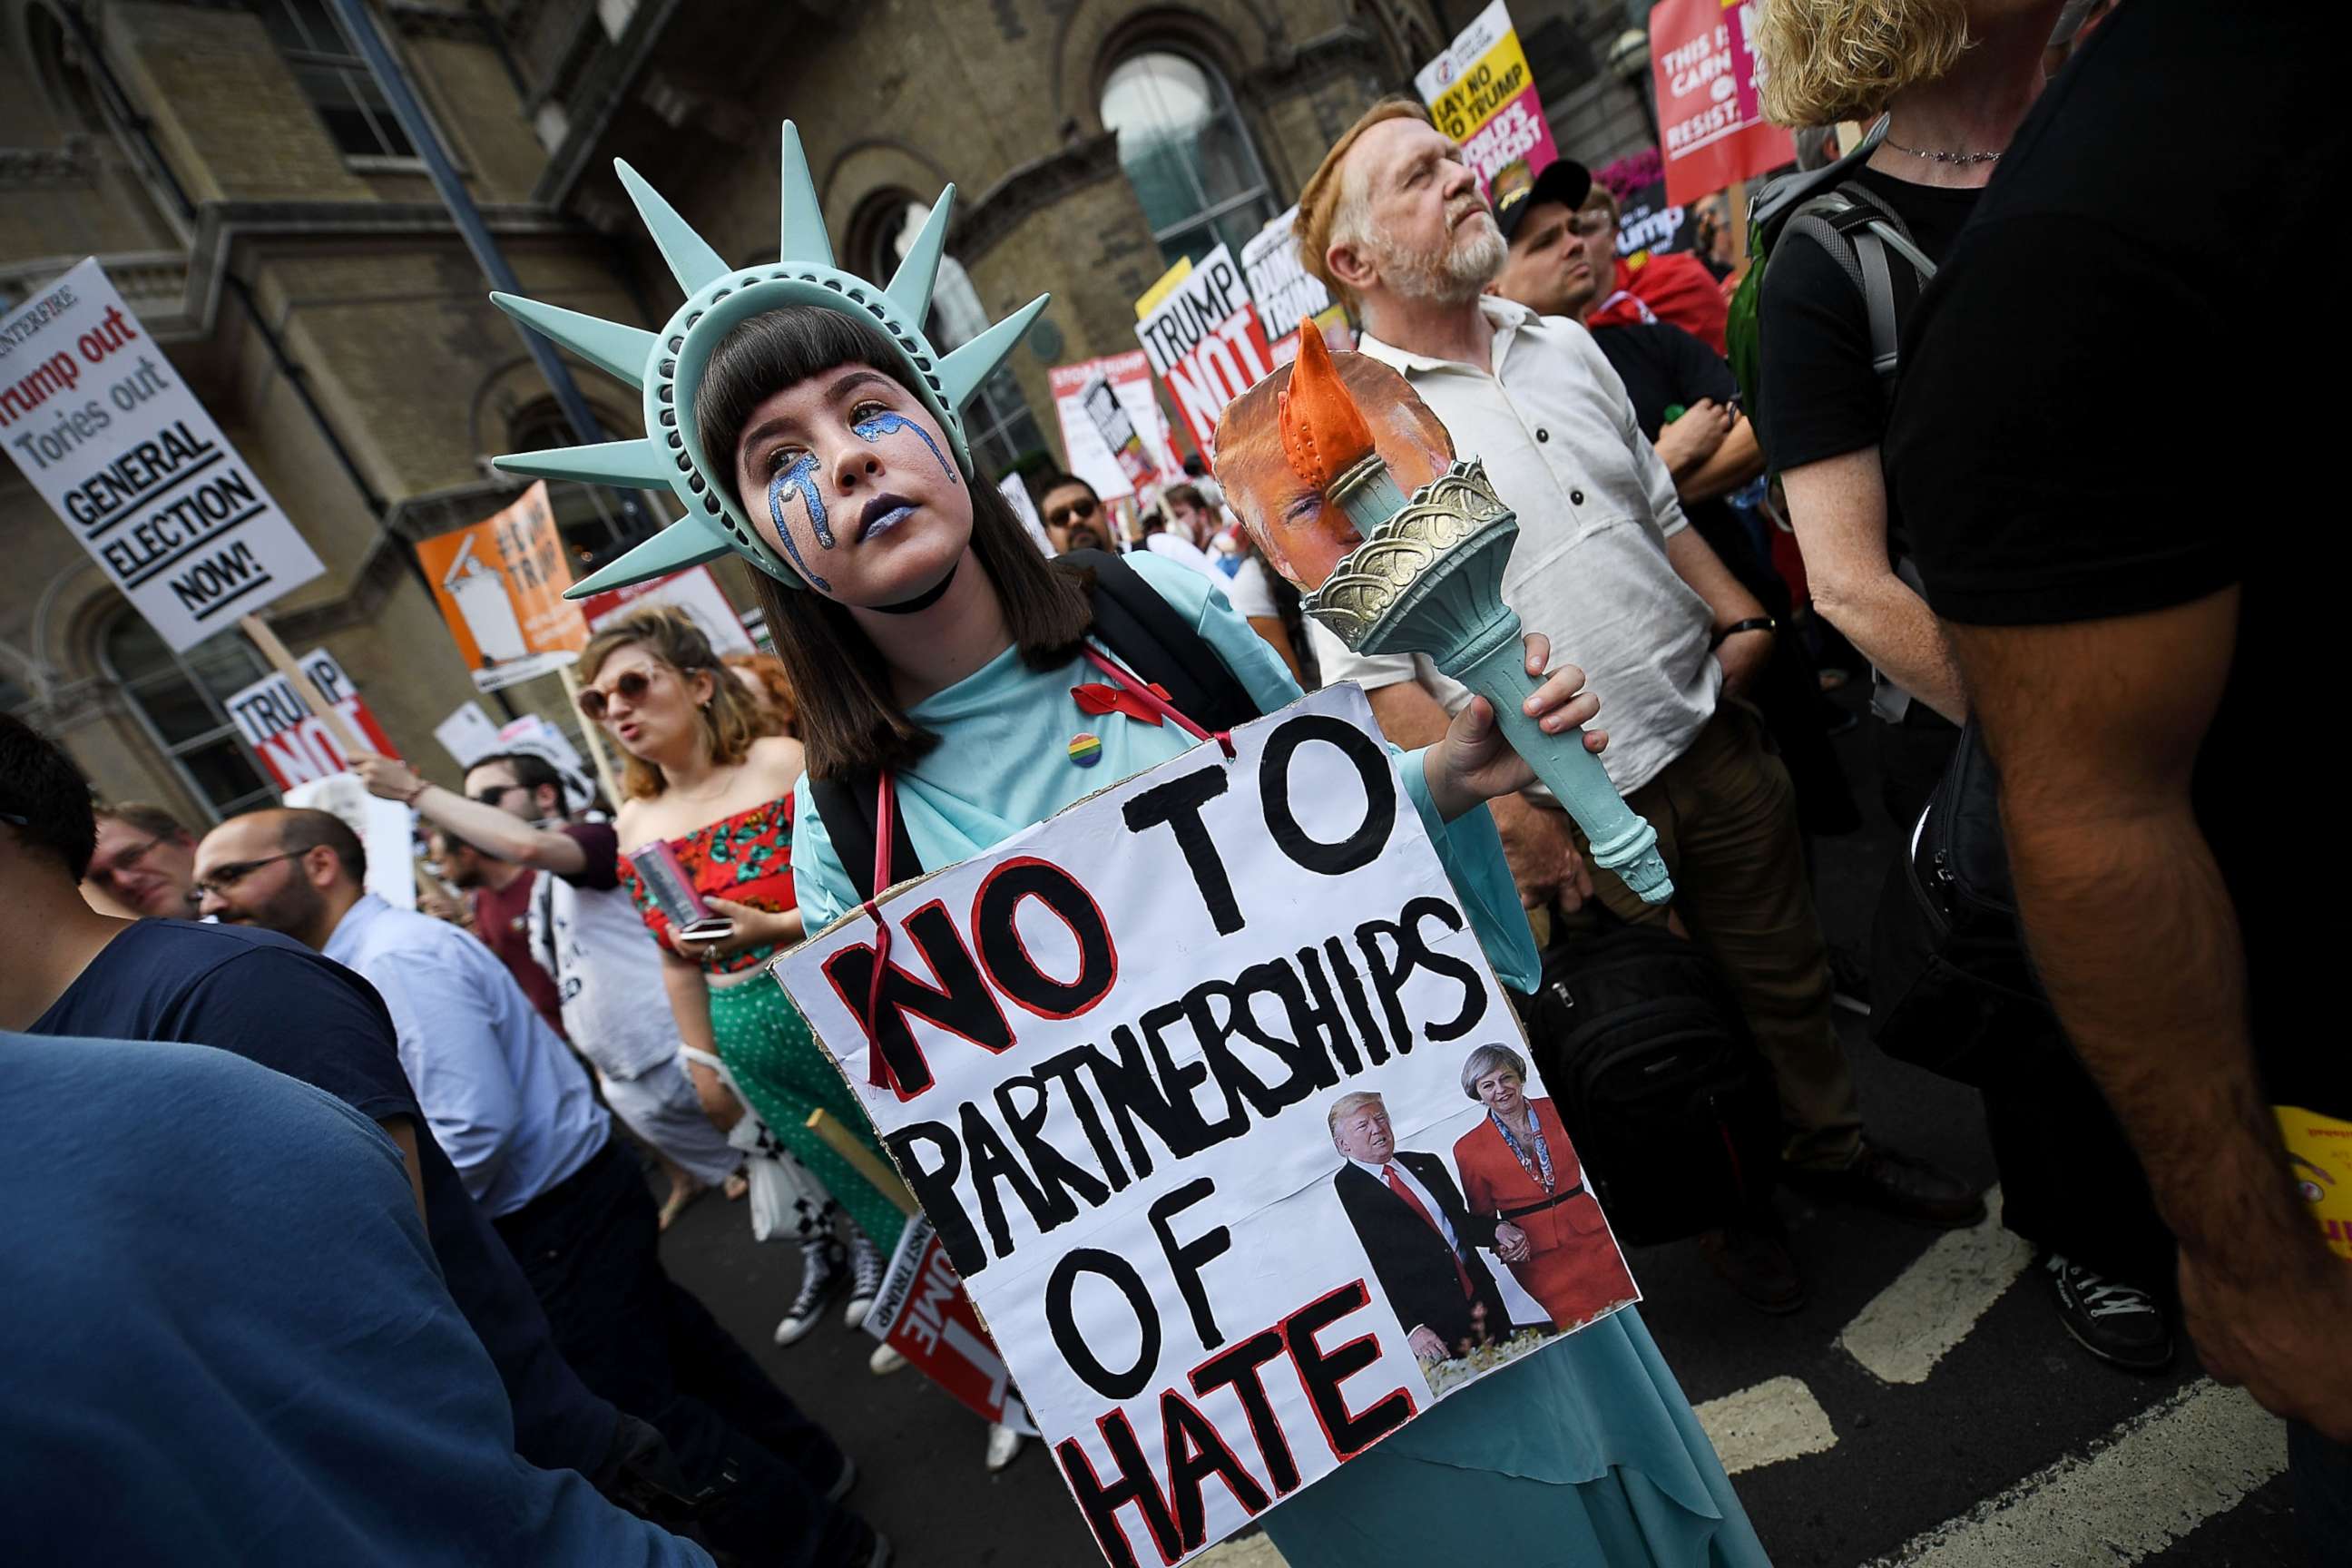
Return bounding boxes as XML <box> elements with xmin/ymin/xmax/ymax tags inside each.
<box><xmin>1290</xmin><ymin>101</ymin><xmax>1982</xmax><ymax>1310</ymax></box>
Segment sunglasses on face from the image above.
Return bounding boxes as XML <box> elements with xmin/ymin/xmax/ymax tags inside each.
<box><xmin>471</xmin><ymin>783</ymin><xmax>523</xmax><ymax>808</ymax></box>
<box><xmin>1046</xmin><ymin>495</ymin><xmax>1100</xmax><ymax>528</ymax></box>
<box><xmin>577</xmin><ymin>668</ymin><xmax>662</xmax><ymax>721</ymax></box>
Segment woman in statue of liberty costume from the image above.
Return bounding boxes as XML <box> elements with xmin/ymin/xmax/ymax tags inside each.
<box><xmin>492</xmin><ymin>123</ymin><xmax>1770</xmax><ymax>1567</ymax></box>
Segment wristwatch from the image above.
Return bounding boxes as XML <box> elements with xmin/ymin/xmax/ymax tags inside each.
<box><xmin>1710</xmin><ymin>616</ymin><xmax>1778</xmax><ymax>650</ymax></box>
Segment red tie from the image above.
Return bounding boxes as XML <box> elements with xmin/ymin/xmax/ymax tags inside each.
<box><xmin>1384</xmin><ymin>1164</ymin><xmax>1476</xmax><ymax>1301</ymax></box>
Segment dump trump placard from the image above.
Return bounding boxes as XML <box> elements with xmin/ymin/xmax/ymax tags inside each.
<box><xmin>775</xmin><ymin>685</ymin><xmax>1637</xmax><ymax>1567</ymax></box>
<box><xmin>0</xmin><ymin>259</ymin><xmax>325</xmax><ymax>652</ymax></box>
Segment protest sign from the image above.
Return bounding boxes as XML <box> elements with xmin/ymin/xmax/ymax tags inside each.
<box><xmin>1650</xmin><ymin>0</ymin><xmax>1796</xmax><ymax>207</ymax></box>
<box><xmin>416</xmin><ymin>481</ymin><xmax>588</xmax><ymax>691</ymax></box>
<box><xmin>1239</xmin><ymin>209</ymin><xmax>1356</xmax><ymax>368</ymax></box>
<box><xmin>581</xmin><ymin>564</ymin><xmax>754</xmax><ymax>656</ymax></box>
<box><xmin>861</xmin><ymin>1216</ymin><xmax>1038</xmax><ymax>1433</ymax></box>
<box><xmin>1000</xmin><ymin>474</ymin><xmax>1054</xmax><ymax>556</ymax></box>
<box><xmin>435</xmin><ymin>701</ymin><xmax>505</xmax><ymax>769</ymax></box>
<box><xmin>0</xmin><ymin>259</ymin><xmax>325</xmax><ymax>652</ymax></box>
<box><xmin>284</xmin><ymin>772</ymin><xmax>416</xmax><ymax>910</ymax></box>
<box><xmin>775</xmin><ymin>685</ymin><xmax>1637</xmax><ymax>1567</ymax></box>
<box><xmin>1049</xmin><ymin>352</ymin><xmax>1185</xmax><ymax>500</ymax></box>
<box><xmin>223</xmin><ymin>649</ymin><xmax>400</xmax><ymax>791</ymax></box>
<box><xmin>494</xmin><ymin>712</ymin><xmax>599</xmax><ymax>812</ymax></box>
<box><xmin>1415</xmin><ymin>1</ymin><xmax>1558</xmax><ymax>197</ymax></box>
<box><xmin>1598</xmin><ymin>148</ymin><xmax>1699</xmax><ymax>260</ymax></box>
<box><xmin>1133</xmin><ymin>245</ymin><xmax>1273</xmax><ymax>463</ymax></box>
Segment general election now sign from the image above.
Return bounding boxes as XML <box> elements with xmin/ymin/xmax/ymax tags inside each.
<box><xmin>777</xmin><ymin>686</ymin><xmax>1636</xmax><ymax>1567</ymax></box>
<box><xmin>1133</xmin><ymin>245</ymin><xmax>1272</xmax><ymax>462</ymax></box>
<box><xmin>224</xmin><ymin>649</ymin><xmax>401</xmax><ymax>792</ymax></box>
<box><xmin>0</xmin><ymin>259</ymin><xmax>325</xmax><ymax>652</ymax></box>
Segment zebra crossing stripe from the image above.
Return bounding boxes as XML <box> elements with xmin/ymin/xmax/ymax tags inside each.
<box><xmin>1839</xmin><ymin>1184</ymin><xmax>2034</xmax><ymax>1385</ymax></box>
<box><xmin>1694</xmin><ymin>1375</ymin><xmax>1838</xmax><ymax>1475</ymax></box>
<box><xmin>1868</xmin><ymin>1380</ymin><xmax>2287</xmax><ymax>1566</ymax></box>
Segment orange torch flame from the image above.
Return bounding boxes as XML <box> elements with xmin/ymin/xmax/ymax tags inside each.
<box><xmin>1277</xmin><ymin>317</ymin><xmax>1377</xmax><ymax>492</ymax></box>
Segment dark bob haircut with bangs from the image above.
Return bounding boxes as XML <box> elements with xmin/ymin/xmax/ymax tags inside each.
<box><xmin>695</xmin><ymin>306</ymin><xmax>1093</xmax><ymax>780</ymax></box>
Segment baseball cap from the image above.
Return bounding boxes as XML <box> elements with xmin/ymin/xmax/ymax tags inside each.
<box><xmin>1492</xmin><ymin>156</ymin><xmax>1593</xmax><ymax>244</ymax></box>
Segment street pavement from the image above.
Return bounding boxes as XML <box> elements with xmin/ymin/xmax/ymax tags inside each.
<box><xmin>656</xmin><ymin>691</ymin><xmax>2308</xmax><ymax>1566</ymax></box>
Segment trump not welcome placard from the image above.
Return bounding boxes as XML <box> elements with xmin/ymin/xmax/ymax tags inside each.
<box><xmin>776</xmin><ymin>685</ymin><xmax>1638</xmax><ymax>1567</ymax></box>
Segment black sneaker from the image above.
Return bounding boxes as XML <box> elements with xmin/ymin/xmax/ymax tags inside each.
<box><xmin>775</xmin><ymin>1238</ymin><xmax>845</xmax><ymax>1346</ymax></box>
<box><xmin>2043</xmin><ymin>1253</ymin><xmax>2173</xmax><ymax>1371</ymax></box>
<box><xmin>843</xmin><ymin>1230</ymin><xmax>887</xmax><ymax>1330</ymax></box>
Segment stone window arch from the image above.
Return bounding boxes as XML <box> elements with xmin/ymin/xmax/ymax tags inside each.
<box><xmin>1099</xmin><ymin>48</ymin><xmax>1280</xmax><ymax>267</ymax></box>
<box><xmin>99</xmin><ymin>612</ymin><xmax>275</xmax><ymax>822</ymax></box>
<box><xmin>854</xmin><ymin>194</ymin><xmax>1051</xmax><ymax>483</ymax></box>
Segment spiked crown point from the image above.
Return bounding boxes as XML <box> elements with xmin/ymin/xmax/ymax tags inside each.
<box><xmin>487</xmin><ymin>120</ymin><xmax>1049</xmax><ymax>597</ymax></box>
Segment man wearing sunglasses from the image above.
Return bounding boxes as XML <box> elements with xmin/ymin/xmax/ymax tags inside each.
<box><xmin>85</xmin><ymin>801</ymin><xmax>200</xmax><ymax>917</ymax></box>
<box><xmin>1035</xmin><ymin>471</ymin><xmax>1112</xmax><ymax>555</ymax></box>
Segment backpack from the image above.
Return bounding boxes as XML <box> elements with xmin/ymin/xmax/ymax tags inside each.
<box><xmin>1867</xmin><ymin>721</ymin><xmax>2058</xmax><ymax>1088</ymax></box>
<box><xmin>1727</xmin><ymin>116</ymin><xmax>1939</xmax><ymax>442</ymax></box>
<box><xmin>1514</xmin><ymin>921</ymin><xmax>1779</xmax><ymax>1247</ymax></box>
<box><xmin>808</xmin><ymin>548</ymin><xmax>1263</xmax><ymax>899</ymax></box>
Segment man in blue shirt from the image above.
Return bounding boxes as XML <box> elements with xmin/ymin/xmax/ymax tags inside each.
<box><xmin>0</xmin><ymin>1028</ymin><xmax>715</xmax><ymax>1568</ymax></box>
<box><xmin>1</xmin><ymin>711</ymin><xmax>886</xmax><ymax>1568</ymax></box>
<box><xmin>193</xmin><ymin>804</ymin><xmax>889</xmax><ymax>1568</ymax></box>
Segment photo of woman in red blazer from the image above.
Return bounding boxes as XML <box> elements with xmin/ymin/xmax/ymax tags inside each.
<box><xmin>1452</xmin><ymin>1044</ymin><xmax>1638</xmax><ymax>1332</ymax></box>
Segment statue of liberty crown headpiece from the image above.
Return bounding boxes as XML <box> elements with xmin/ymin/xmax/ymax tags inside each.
<box><xmin>488</xmin><ymin>121</ymin><xmax>1048</xmax><ymax>598</ymax></box>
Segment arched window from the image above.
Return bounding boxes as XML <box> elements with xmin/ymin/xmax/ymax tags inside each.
<box><xmin>870</xmin><ymin>201</ymin><xmax>1051</xmax><ymax>482</ymax></box>
<box><xmin>101</xmin><ymin>614</ymin><xmax>276</xmax><ymax>822</ymax></box>
<box><xmin>1101</xmin><ymin>52</ymin><xmax>1280</xmax><ymax>267</ymax></box>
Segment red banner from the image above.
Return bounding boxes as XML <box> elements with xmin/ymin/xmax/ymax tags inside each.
<box><xmin>1133</xmin><ymin>244</ymin><xmax>1274</xmax><ymax>462</ymax></box>
<box><xmin>1649</xmin><ymin>0</ymin><xmax>1795</xmax><ymax>208</ymax></box>
<box><xmin>223</xmin><ymin>650</ymin><xmax>400</xmax><ymax>792</ymax></box>
<box><xmin>864</xmin><ymin>1219</ymin><xmax>1034</xmax><ymax>1432</ymax></box>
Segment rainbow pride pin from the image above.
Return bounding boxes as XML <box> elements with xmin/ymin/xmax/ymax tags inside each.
<box><xmin>1068</xmin><ymin>732</ymin><xmax>1102</xmax><ymax>768</ymax></box>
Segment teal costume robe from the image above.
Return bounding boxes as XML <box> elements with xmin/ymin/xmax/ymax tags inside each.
<box><xmin>793</xmin><ymin>552</ymin><xmax>1771</xmax><ymax>1567</ymax></box>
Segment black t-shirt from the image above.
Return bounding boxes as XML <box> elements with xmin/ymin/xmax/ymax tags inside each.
<box><xmin>30</xmin><ymin>919</ymin><xmax>615</xmax><ymax>1468</ymax></box>
<box><xmin>1886</xmin><ymin>0</ymin><xmax>2336</xmax><ymax>1116</ymax></box>
<box><xmin>1592</xmin><ymin>319</ymin><xmax>1775</xmax><ymax>605</ymax></box>
<box><xmin>1754</xmin><ymin>164</ymin><xmax>1981</xmax><ymax>478</ymax></box>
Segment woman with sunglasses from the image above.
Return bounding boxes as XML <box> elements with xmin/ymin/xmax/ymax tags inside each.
<box><xmin>493</xmin><ymin>132</ymin><xmax>1762</xmax><ymax>1557</ymax></box>
<box><xmin>580</xmin><ymin>606</ymin><xmax>897</xmax><ymax>1341</ymax></box>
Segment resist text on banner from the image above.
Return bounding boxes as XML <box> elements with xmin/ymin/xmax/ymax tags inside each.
<box><xmin>1133</xmin><ymin>245</ymin><xmax>1272</xmax><ymax>462</ymax></box>
<box><xmin>0</xmin><ymin>260</ymin><xmax>325</xmax><ymax>652</ymax></box>
<box><xmin>417</xmin><ymin>481</ymin><xmax>588</xmax><ymax>691</ymax></box>
<box><xmin>1650</xmin><ymin>0</ymin><xmax>1796</xmax><ymax>207</ymax></box>
<box><xmin>1414</xmin><ymin>1</ymin><xmax>1558</xmax><ymax>196</ymax></box>
<box><xmin>775</xmin><ymin>686</ymin><xmax>1638</xmax><ymax>1567</ymax></box>
<box><xmin>225</xmin><ymin>650</ymin><xmax>400</xmax><ymax>791</ymax></box>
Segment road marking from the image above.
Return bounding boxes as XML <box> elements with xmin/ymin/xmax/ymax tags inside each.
<box><xmin>1694</xmin><ymin>1375</ymin><xmax>1838</xmax><ymax>1475</ymax></box>
<box><xmin>1869</xmin><ymin>1380</ymin><xmax>2287</xmax><ymax>1566</ymax></box>
<box><xmin>1197</xmin><ymin>1532</ymin><xmax>1287</xmax><ymax>1567</ymax></box>
<box><xmin>1839</xmin><ymin>1184</ymin><xmax>2033</xmax><ymax>1385</ymax></box>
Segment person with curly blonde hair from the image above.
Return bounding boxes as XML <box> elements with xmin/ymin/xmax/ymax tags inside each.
<box><xmin>1754</xmin><ymin>0</ymin><xmax>2180</xmax><ymax>1374</ymax></box>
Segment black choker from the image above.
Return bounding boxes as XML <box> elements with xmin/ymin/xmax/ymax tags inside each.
<box><xmin>870</xmin><ymin>559</ymin><xmax>957</xmax><ymax>614</ymax></box>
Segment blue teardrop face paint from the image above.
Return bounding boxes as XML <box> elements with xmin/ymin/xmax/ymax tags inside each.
<box><xmin>766</xmin><ymin>456</ymin><xmax>833</xmax><ymax>592</ymax></box>
<box><xmin>852</xmin><ymin>411</ymin><xmax>958</xmax><ymax>482</ymax></box>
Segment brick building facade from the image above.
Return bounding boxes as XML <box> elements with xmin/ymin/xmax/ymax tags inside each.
<box><xmin>2</xmin><ymin>0</ymin><xmax>1651</xmax><ymax>820</ymax></box>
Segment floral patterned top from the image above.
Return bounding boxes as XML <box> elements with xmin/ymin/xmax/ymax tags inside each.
<box><xmin>619</xmin><ymin>796</ymin><xmax>797</xmax><ymax>975</ymax></box>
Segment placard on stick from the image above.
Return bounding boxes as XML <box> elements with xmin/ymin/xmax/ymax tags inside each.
<box><xmin>0</xmin><ymin>259</ymin><xmax>325</xmax><ymax>652</ymax></box>
<box><xmin>774</xmin><ymin>686</ymin><xmax>1638</xmax><ymax>1567</ymax></box>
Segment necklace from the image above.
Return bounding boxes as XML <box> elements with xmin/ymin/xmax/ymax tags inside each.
<box><xmin>1884</xmin><ymin>136</ymin><xmax>2002</xmax><ymax>166</ymax></box>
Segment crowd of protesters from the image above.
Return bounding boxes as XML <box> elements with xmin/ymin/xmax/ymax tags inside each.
<box><xmin>2</xmin><ymin>0</ymin><xmax>2339</xmax><ymax>1562</ymax></box>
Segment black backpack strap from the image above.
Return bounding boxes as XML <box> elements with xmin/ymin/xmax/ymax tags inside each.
<box><xmin>1060</xmin><ymin>549</ymin><xmax>1262</xmax><ymax>733</ymax></box>
<box><xmin>807</xmin><ymin>771</ymin><xmax>922</xmax><ymax>907</ymax></box>
<box><xmin>1783</xmin><ymin>182</ymin><xmax>1936</xmax><ymax>397</ymax></box>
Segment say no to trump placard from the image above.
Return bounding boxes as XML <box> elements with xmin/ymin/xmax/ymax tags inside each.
<box><xmin>776</xmin><ymin>685</ymin><xmax>1638</xmax><ymax>1566</ymax></box>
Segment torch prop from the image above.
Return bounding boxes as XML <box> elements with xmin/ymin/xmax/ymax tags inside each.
<box><xmin>1223</xmin><ymin>323</ymin><xmax>1671</xmax><ymax>904</ymax></box>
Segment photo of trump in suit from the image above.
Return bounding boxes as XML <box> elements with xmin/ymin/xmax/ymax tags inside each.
<box><xmin>1328</xmin><ymin>1090</ymin><xmax>1516</xmax><ymax>1363</ymax></box>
